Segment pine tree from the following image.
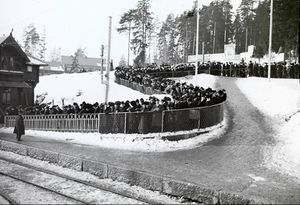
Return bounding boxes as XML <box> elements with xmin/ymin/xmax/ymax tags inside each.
<box><xmin>233</xmin><ymin>11</ymin><xmax>244</xmax><ymax>54</ymax></box>
<box><xmin>118</xmin><ymin>0</ymin><xmax>153</xmax><ymax>66</ymax></box>
<box><xmin>38</xmin><ymin>27</ymin><xmax>46</xmax><ymax>60</ymax></box>
<box><xmin>23</xmin><ymin>24</ymin><xmax>40</xmax><ymax>57</ymax></box>
<box><xmin>273</xmin><ymin>0</ymin><xmax>299</xmax><ymax>58</ymax></box>
<box><xmin>238</xmin><ymin>0</ymin><xmax>256</xmax><ymax>52</ymax></box>
<box><xmin>252</xmin><ymin>0</ymin><xmax>269</xmax><ymax>58</ymax></box>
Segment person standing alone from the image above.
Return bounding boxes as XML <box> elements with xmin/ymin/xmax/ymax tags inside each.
<box><xmin>13</xmin><ymin>112</ymin><xmax>25</xmax><ymax>141</ymax></box>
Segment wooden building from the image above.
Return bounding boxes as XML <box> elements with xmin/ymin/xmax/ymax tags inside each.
<box><xmin>0</xmin><ymin>33</ymin><xmax>47</xmax><ymax>122</ymax></box>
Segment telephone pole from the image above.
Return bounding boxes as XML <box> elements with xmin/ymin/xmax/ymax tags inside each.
<box><xmin>268</xmin><ymin>0</ymin><xmax>273</xmax><ymax>81</ymax></box>
<box><xmin>100</xmin><ymin>44</ymin><xmax>104</xmax><ymax>83</ymax></box>
<box><xmin>195</xmin><ymin>0</ymin><xmax>200</xmax><ymax>75</ymax></box>
<box><xmin>105</xmin><ymin>16</ymin><xmax>112</xmax><ymax>103</ymax></box>
<box><xmin>127</xmin><ymin>21</ymin><xmax>131</xmax><ymax>66</ymax></box>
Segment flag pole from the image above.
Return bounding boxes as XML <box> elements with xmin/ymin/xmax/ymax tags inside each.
<box><xmin>268</xmin><ymin>0</ymin><xmax>273</xmax><ymax>82</ymax></box>
<box><xmin>195</xmin><ymin>0</ymin><xmax>200</xmax><ymax>76</ymax></box>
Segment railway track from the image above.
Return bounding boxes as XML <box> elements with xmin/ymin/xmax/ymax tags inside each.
<box><xmin>0</xmin><ymin>156</ymin><xmax>161</xmax><ymax>204</ymax></box>
<box><xmin>0</xmin><ymin>189</ymin><xmax>18</xmax><ymax>205</ymax></box>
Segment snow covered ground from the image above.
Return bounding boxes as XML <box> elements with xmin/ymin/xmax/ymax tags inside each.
<box><xmin>236</xmin><ymin>77</ymin><xmax>300</xmax><ymax>179</ymax></box>
<box><xmin>35</xmin><ymin>71</ymin><xmax>171</xmax><ymax>106</ymax></box>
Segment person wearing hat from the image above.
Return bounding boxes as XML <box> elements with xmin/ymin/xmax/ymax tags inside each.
<box><xmin>13</xmin><ymin>111</ymin><xmax>25</xmax><ymax>141</ymax></box>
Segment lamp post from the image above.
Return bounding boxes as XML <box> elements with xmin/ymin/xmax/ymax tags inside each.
<box><xmin>195</xmin><ymin>0</ymin><xmax>200</xmax><ymax>76</ymax></box>
<box><xmin>267</xmin><ymin>0</ymin><xmax>273</xmax><ymax>81</ymax></box>
<box><xmin>105</xmin><ymin>16</ymin><xmax>112</xmax><ymax>103</ymax></box>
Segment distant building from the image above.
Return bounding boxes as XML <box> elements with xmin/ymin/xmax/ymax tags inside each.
<box><xmin>0</xmin><ymin>33</ymin><xmax>47</xmax><ymax>121</ymax></box>
<box><xmin>61</xmin><ymin>55</ymin><xmax>106</xmax><ymax>73</ymax></box>
<box><xmin>40</xmin><ymin>61</ymin><xmax>64</xmax><ymax>76</ymax></box>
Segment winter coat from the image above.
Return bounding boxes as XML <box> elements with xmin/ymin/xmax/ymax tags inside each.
<box><xmin>13</xmin><ymin>115</ymin><xmax>25</xmax><ymax>136</ymax></box>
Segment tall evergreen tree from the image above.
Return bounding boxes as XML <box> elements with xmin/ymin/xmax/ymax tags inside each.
<box><xmin>238</xmin><ymin>0</ymin><xmax>256</xmax><ymax>52</ymax></box>
<box><xmin>118</xmin><ymin>0</ymin><xmax>153</xmax><ymax>66</ymax></box>
<box><xmin>23</xmin><ymin>24</ymin><xmax>40</xmax><ymax>57</ymax></box>
<box><xmin>273</xmin><ymin>0</ymin><xmax>299</xmax><ymax>59</ymax></box>
<box><xmin>252</xmin><ymin>0</ymin><xmax>269</xmax><ymax>58</ymax></box>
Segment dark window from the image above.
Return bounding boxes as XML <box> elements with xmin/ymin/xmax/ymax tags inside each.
<box><xmin>2</xmin><ymin>88</ymin><xmax>11</xmax><ymax>105</ymax></box>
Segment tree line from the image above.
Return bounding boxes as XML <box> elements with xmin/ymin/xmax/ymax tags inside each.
<box><xmin>118</xmin><ymin>0</ymin><xmax>299</xmax><ymax>66</ymax></box>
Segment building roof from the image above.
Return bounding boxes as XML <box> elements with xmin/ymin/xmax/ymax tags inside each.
<box><xmin>0</xmin><ymin>35</ymin><xmax>7</xmax><ymax>44</ymax></box>
<box><xmin>41</xmin><ymin>61</ymin><xmax>64</xmax><ymax>72</ymax></box>
<box><xmin>27</xmin><ymin>55</ymin><xmax>48</xmax><ymax>66</ymax></box>
<box><xmin>0</xmin><ymin>34</ymin><xmax>29</xmax><ymax>61</ymax></box>
<box><xmin>0</xmin><ymin>81</ymin><xmax>31</xmax><ymax>88</ymax></box>
<box><xmin>61</xmin><ymin>55</ymin><xmax>105</xmax><ymax>67</ymax></box>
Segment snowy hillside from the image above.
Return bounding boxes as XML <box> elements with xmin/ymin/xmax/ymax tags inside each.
<box><xmin>236</xmin><ymin>77</ymin><xmax>300</xmax><ymax>179</ymax></box>
<box><xmin>35</xmin><ymin>71</ymin><xmax>217</xmax><ymax>106</ymax></box>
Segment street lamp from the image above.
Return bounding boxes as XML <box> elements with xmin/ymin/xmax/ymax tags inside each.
<box><xmin>267</xmin><ymin>0</ymin><xmax>273</xmax><ymax>82</ymax></box>
<box><xmin>195</xmin><ymin>0</ymin><xmax>200</xmax><ymax>76</ymax></box>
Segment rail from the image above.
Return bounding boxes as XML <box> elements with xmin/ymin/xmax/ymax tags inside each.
<box><xmin>4</xmin><ymin>102</ymin><xmax>224</xmax><ymax>134</ymax></box>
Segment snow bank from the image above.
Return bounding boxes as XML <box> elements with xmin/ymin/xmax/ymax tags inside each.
<box><xmin>236</xmin><ymin>77</ymin><xmax>300</xmax><ymax>178</ymax></box>
<box><xmin>172</xmin><ymin>73</ymin><xmax>218</xmax><ymax>89</ymax></box>
<box><xmin>35</xmin><ymin>71</ymin><xmax>169</xmax><ymax>106</ymax></box>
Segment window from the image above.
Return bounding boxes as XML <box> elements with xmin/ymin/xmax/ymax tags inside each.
<box><xmin>10</xmin><ymin>57</ymin><xmax>14</xmax><ymax>68</ymax></box>
<box><xmin>2</xmin><ymin>88</ymin><xmax>11</xmax><ymax>105</ymax></box>
<box><xmin>27</xmin><ymin>66</ymin><xmax>32</xmax><ymax>72</ymax></box>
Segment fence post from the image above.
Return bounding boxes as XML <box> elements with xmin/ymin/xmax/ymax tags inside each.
<box><xmin>198</xmin><ymin>108</ymin><xmax>201</xmax><ymax>129</ymax></box>
<box><xmin>98</xmin><ymin>113</ymin><xmax>101</xmax><ymax>133</ymax></box>
<box><xmin>124</xmin><ymin>113</ymin><xmax>127</xmax><ymax>134</ymax></box>
<box><xmin>161</xmin><ymin>111</ymin><xmax>165</xmax><ymax>132</ymax></box>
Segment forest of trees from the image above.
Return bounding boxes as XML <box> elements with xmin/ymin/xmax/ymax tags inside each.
<box><xmin>119</xmin><ymin>0</ymin><xmax>298</xmax><ymax>66</ymax></box>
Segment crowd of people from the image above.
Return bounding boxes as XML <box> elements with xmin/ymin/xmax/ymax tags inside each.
<box><xmin>195</xmin><ymin>61</ymin><xmax>299</xmax><ymax>78</ymax></box>
<box><xmin>115</xmin><ymin>66</ymin><xmax>227</xmax><ymax>107</ymax></box>
<box><xmin>5</xmin><ymin>63</ymin><xmax>227</xmax><ymax>116</ymax></box>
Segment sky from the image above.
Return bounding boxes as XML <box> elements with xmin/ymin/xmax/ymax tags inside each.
<box><xmin>0</xmin><ymin>0</ymin><xmax>241</xmax><ymax>64</ymax></box>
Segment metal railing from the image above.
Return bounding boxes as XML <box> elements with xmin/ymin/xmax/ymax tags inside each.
<box><xmin>4</xmin><ymin>102</ymin><xmax>224</xmax><ymax>134</ymax></box>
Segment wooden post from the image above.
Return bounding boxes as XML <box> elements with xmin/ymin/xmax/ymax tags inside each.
<box><xmin>124</xmin><ymin>113</ymin><xmax>127</xmax><ymax>134</ymax></box>
<box><xmin>161</xmin><ymin>111</ymin><xmax>165</xmax><ymax>132</ymax></box>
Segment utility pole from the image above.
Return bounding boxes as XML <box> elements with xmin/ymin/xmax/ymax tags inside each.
<box><xmin>127</xmin><ymin>21</ymin><xmax>131</xmax><ymax>66</ymax></box>
<box><xmin>195</xmin><ymin>0</ymin><xmax>200</xmax><ymax>75</ymax></box>
<box><xmin>105</xmin><ymin>16</ymin><xmax>112</xmax><ymax>103</ymax></box>
<box><xmin>100</xmin><ymin>44</ymin><xmax>104</xmax><ymax>83</ymax></box>
<box><xmin>268</xmin><ymin>0</ymin><xmax>273</xmax><ymax>81</ymax></box>
<box><xmin>213</xmin><ymin>21</ymin><xmax>216</xmax><ymax>53</ymax></box>
<box><xmin>245</xmin><ymin>27</ymin><xmax>248</xmax><ymax>52</ymax></box>
<box><xmin>202</xmin><ymin>41</ymin><xmax>205</xmax><ymax>63</ymax></box>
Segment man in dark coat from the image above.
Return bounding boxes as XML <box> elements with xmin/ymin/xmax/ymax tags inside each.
<box><xmin>13</xmin><ymin>112</ymin><xmax>25</xmax><ymax>141</ymax></box>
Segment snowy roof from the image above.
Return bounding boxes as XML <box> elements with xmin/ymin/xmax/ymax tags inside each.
<box><xmin>61</xmin><ymin>55</ymin><xmax>105</xmax><ymax>67</ymax></box>
<box><xmin>0</xmin><ymin>69</ymin><xmax>24</xmax><ymax>74</ymax></box>
<box><xmin>27</xmin><ymin>55</ymin><xmax>48</xmax><ymax>66</ymax></box>
<box><xmin>50</xmin><ymin>66</ymin><xmax>64</xmax><ymax>71</ymax></box>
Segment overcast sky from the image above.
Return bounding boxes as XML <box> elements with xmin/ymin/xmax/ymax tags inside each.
<box><xmin>0</xmin><ymin>0</ymin><xmax>241</xmax><ymax>64</ymax></box>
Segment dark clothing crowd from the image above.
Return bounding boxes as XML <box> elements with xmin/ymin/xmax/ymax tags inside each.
<box><xmin>115</xmin><ymin>65</ymin><xmax>227</xmax><ymax>108</ymax></box>
<box><xmin>197</xmin><ymin>61</ymin><xmax>299</xmax><ymax>78</ymax></box>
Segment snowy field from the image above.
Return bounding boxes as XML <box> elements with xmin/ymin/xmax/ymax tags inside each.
<box><xmin>236</xmin><ymin>77</ymin><xmax>300</xmax><ymax>179</ymax></box>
